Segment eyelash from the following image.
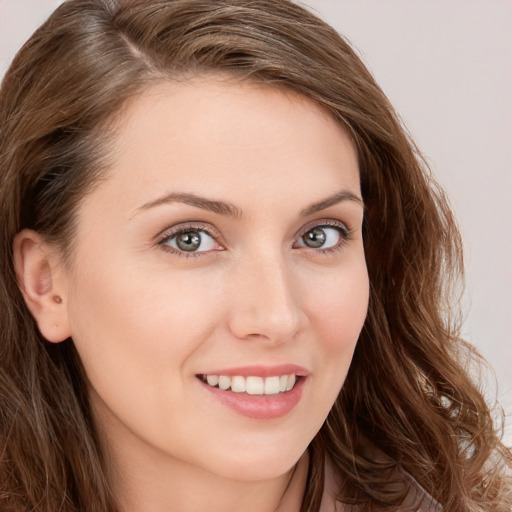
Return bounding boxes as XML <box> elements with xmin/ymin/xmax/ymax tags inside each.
<box><xmin>158</xmin><ymin>222</ymin><xmax>223</xmax><ymax>259</ymax></box>
<box><xmin>157</xmin><ymin>220</ymin><xmax>353</xmax><ymax>259</ymax></box>
<box><xmin>298</xmin><ymin>220</ymin><xmax>353</xmax><ymax>256</ymax></box>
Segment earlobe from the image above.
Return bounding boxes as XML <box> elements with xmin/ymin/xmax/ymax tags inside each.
<box><xmin>13</xmin><ymin>229</ymin><xmax>71</xmax><ymax>343</ymax></box>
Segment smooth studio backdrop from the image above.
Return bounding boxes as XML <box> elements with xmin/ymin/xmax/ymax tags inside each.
<box><xmin>1</xmin><ymin>0</ymin><xmax>511</xmax><ymax>440</ymax></box>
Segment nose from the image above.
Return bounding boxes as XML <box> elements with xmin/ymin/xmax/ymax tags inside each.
<box><xmin>226</xmin><ymin>255</ymin><xmax>307</xmax><ymax>344</ymax></box>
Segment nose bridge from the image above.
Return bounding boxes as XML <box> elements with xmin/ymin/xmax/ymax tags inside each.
<box><xmin>226</xmin><ymin>247</ymin><xmax>304</xmax><ymax>343</ymax></box>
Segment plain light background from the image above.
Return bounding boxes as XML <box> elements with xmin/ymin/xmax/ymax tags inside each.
<box><xmin>1</xmin><ymin>0</ymin><xmax>511</xmax><ymax>439</ymax></box>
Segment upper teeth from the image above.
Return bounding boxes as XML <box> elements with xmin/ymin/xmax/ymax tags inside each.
<box><xmin>204</xmin><ymin>374</ymin><xmax>296</xmax><ymax>395</ymax></box>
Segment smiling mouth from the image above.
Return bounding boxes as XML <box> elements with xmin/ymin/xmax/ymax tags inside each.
<box><xmin>198</xmin><ymin>374</ymin><xmax>298</xmax><ymax>395</ymax></box>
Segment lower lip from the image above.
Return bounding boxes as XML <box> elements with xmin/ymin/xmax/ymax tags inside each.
<box><xmin>199</xmin><ymin>377</ymin><xmax>306</xmax><ymax>419</ymax></box>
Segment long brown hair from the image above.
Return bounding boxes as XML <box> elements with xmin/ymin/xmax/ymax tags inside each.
<box><xmin>0</xmin><ymin>1</ymin><xmax>510</xmax><ymax>510</ymax></box>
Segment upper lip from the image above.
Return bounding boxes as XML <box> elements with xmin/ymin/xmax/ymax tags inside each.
<box><xmin>198</xmin><ymin>364</ymin><xmax>309</xmax><ymax>378</ymax></box>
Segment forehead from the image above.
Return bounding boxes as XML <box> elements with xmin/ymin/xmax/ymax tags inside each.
<box><xmin>79</xmin><ymin>76</ymin><xmax>360</xmax><ymax>222</ymax></box>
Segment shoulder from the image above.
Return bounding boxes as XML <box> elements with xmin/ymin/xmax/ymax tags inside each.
<box><xmin>396</xmin><ymin>466</ymin><xmax>443</xmax><ymax>512</ymax></box>
<box><xmin>320</xmin><ymin>456</ymin><xmax>443</xmax><ymax>512</ymax></box>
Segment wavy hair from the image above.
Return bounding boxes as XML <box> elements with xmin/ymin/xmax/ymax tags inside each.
<box><xmin>0</xmin><ymin>1</ymin><xmax>510</xmax><ymax>510</ymax></box>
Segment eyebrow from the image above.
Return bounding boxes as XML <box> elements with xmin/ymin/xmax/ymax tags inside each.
<box><xmin>136</xmin><ymin>192</ymin><xmax>242</xmax><ymax>218</ymax></box>
<box><xmin>300</xmin><ymin>189</ymin><xmax>363</xmax><ymax>216</ymax></box>
<box><xmin>135</xmin><ymin>189</ymin><xmax>362</xmax><ymax>219</ymax></box>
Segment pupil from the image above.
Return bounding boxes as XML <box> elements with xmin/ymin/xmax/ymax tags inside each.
<box><xmin>177</xmin><ymin>231</ymin><xmax>201</xmax><ymax>251</ymax></box>
<box><xmin>303</xmin><ymin>228</ymin><xmax>326</xmax><ymax>248</ymax></box>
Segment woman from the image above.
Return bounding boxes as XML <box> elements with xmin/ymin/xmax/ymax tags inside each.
<box><xmin>0</xmin><ymin>0</ymin><xmax>510</xmax><ymax>511</ymax></box>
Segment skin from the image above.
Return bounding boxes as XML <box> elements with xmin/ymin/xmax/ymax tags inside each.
<box><xmin>16</xmin><ymin>77</ymin><xmax>369</xmax><ymax>512</ymax></box>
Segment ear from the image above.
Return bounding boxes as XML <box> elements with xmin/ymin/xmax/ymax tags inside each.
<box><xmin>13</xmin><ymin>229</ymin><xmax>71</xmax><ymax>343</ymax></box>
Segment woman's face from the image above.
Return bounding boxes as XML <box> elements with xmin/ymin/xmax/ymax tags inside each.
<box><xmin>60</xmin><ymin>77</ymin><xmax>369</xmax><ymax>481</ymax></box>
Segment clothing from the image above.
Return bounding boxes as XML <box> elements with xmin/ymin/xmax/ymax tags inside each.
<box><xmin>395</xmin><ymin>468</ymin><xmax>443</xmax><ymax>511</ymax></box>
<box><xmin>320</xmin><ymin>457</ymin><xmax>442</xmax><ymax>511</ymax></box>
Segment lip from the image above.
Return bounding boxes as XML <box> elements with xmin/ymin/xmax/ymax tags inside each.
<box><xmin>197</xmin><ymin>364</ymin><xmax>308</xmax><ymax>420</ymax></box>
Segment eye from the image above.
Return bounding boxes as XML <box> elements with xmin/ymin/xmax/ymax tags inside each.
<box><xmin>161</xmin><ymin>228</ymin><xmax>217</xmax><ymax>253</ymax></box>
<box><xmin>295</xmin><ymin>224</ymin><xmax>348</xmax><ymax>250</ymax></box>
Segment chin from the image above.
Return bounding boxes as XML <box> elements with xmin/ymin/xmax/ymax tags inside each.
<box><xmin>200</xmin><ymin>439</ymin><xmax>308</xmax><ymax>482</ymax></box>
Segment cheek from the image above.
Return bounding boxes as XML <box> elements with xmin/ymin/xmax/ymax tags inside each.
<box><xmin>65</xmin><ymin>253</ymin><xmax>237</xmax><ymax>436</ymax></box>
<box><xmin>309</xmin><ymin>259</ymin><xmax>369</xmax><ymax>341</ymax></box>
<box><xmin>65</xmin><ymin>261</ymin><xmax>228</xmax><ymax>450</ymax></box>
<box><xmin>67</xmin><ymin>264</ymin><xmax>221</xmax><ymax>375</ymax></box>
<box><xmin>305</xmin><ymin>258</ymin><xmax>369</xmax><ymax>385</ymax></box>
